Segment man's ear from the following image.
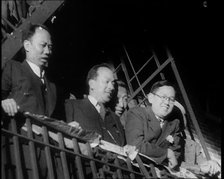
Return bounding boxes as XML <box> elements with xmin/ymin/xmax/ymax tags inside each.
<box><xmin>147</xmin><ymin>93</ymin><xmax>154</xmax><ymax>104</ymax></box>
<box><xmin>23</xmin><ymin>40</ymin><xmax>30</xmax><ymax>52</ymax></box>
<box><xmin>89</xmin><ymin>79</ymin><xmax>95</xmax><ymax>91</ymax></box>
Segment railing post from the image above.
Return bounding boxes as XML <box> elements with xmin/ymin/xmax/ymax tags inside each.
<box><xmin>11</xmin><ymin>118</ymin><xmax>24</xmax><ymax>179</ymax></box>
<box><xmin>72</xmin><ymin>138</ymin><xmax>85</xmax><ymax>179</ymax></box>
<box><xmin>26</xmin><ymin>118</ymin><xmax>39</xmax><ymax>179</ymax></box>
<box><xmin>58</xmin><ymin>132</ymin><xmax>70</xmax><ymax>179</ymax></box>
<box><xmin>42</xmin><ymin>126</ymin><xmax>55</xmax><ymax>179</ymax></box>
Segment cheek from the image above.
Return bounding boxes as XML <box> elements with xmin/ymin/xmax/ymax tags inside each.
<box><xmin>31</xmin><ymin>47</ymin><xmax>42</xmax><ymax>56</ymax></box>
<box><xmin>167</xmin><ymin>106</ymin><xmax>174</xmax><ymax>113</ymax></box>
<box><xmin>35</xmin><ymin>46</ymin><xmax>44</xmax><ymax>54</ymax></box>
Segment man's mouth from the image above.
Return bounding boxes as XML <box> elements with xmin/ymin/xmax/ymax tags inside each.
<box><xmin>105</xmin><ymin>92</ymin><xmax>112</xmax><ymax>98</ymax></box>
<box><xmin>162</xmin><ymin>106</ymin><xmax>169</xmax><ymax>111</ymax></box>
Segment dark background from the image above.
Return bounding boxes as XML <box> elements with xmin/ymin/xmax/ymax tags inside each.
<box><xmin>46</xmin><ymin>0</ymin><xmax>221</xmax><ymax>119</ymax></box>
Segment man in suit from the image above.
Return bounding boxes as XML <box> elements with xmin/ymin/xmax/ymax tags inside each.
<box><xmin>108</xmin><ymin>80</ymin><xmax>129</xmax><ymax>128</ymax></box>
<box><xmin>2</xmin><ymin>24</ymin><xmax>56</xmax><ymax>118</ymax></box>
<box><xmin>1</xmin><ymin>24</ymin><xmax>61</xmax><ymax>178</ymax></box>
<box><xmin>65</xmin><ymin>63</ymin><xmax>125</xmax><ymax>147</ymax></box>
<box><xmin>125</xmin><ymin>80</ymin><xmax>182</xmax><ymax>169</ymax></box>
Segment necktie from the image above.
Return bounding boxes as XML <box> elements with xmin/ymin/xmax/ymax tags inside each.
<box><xmin>40</xmin><ymin>73</ymin><xmax>48</xmax><ymax>115</ymax></box>
<box><xmin>40</xmin><ymin>69</ymin><xmax>45</xmax><ymax>84</ymax></box>
<box><xmin>158</xmin><ymin>117</ymin><xmax>164</xmax><ymax>128</ymax></box>
<box><xmin>98</xmin><ymin>103</ymin><xmax>106</xmax><ymax>120</ymax></box>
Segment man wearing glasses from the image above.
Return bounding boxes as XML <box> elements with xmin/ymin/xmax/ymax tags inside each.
<box><xmin>125</xmin><ymin>80</ymin><xmax>182</xmax><ymax>169</ymax></box>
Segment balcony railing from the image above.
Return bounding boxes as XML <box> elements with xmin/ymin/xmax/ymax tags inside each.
<box><xmin>2</xmin><ymin>112</ymin><xmax>181</xmax><ymax>179</ymax></box>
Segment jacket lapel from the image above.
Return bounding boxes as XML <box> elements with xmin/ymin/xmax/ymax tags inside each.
<box><xmin>145</xmin><ymin>107</ymin><xmax>162</xmax><ymax>139</ymax></box>
<box><xmin>80</xmin><ymin>98</ymin><xmax>104</xmax><ymax>133</ymax></box>
<box><xmin>22</xmin><ymin>61</ymin><xmax>45</xmax><ymax>111</ymax></box>
<box><xmin>21</xmin><ymin>61</ymin><xmax>56</xmax><ymax>116</ymax></box>
<box><xmin>157</xmin><ymin>120</ymin><xmax>176</xmax><ymax>145</ymax></box>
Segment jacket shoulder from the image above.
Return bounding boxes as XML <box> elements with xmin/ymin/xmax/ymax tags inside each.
<box><xmin>128</xmin><ymin>106</ymin><xmax>148</xmax><ymax>116</ymax></box>
<box><xmin>65</xmin><ymin>98</ymin><xmax>85</xmax><ymax>107</ymax></box>
<box><xmin>3</xmin><ymin>60</ymin><xmax>22</xmax><ymax>70</ymax></box>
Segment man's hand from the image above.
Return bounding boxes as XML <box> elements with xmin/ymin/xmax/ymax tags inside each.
<box><xmin>1</xmin><ymin>99</ymin><xmax>19</xmax><ymax>116</ymax></box>
<box><xmin>167</xmin><ymin>148</ymin><xmax>178</xmax><ymax>169</ymax></box>
<box><xmin>200</xmin><ymin>160</ymin><xmax>220</xmax><ymax>176</ymax></box>
<box><xmin>166</xmin><ymin>135</ymin><xmax>174</xmax><ymax>144</ymax></box>
<box><xmin>123</xmin><ymin>145</ymin><xmax>138</xmax><ymax>160</ymax></box>
<box><xmin>68</xmin><ymin>121</ymin><xmax>81</xmax><ymax>129</ymax></box>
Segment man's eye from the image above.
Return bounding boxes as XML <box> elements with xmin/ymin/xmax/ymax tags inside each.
<box><xmin>48</xmin><ymin>45</ymin><xmax>53</xmax><ymax>50</ymax></box>
<box><xmin>123</xmin><ymin>98</ymin><xmax>128</xmax><ymax>102</ymax></box>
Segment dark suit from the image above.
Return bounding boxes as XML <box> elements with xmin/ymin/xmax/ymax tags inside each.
<box><xmin>1</xmin><ymin>60</ymin><xmax>60</xmax><ymax>179</ymax></box>
<box><xmin>65</xmin><ymin>98</ymin><xmax>126</xmax><ymax>178</ymax></box>
<box><xmin>65</xmin><ymin>98</ymin><xmax>126</xmax><ymax>147</ymax></box>
<box><xmin>2</xmin><ymin>60</ymin><xmax>56</xmax><ymax>118</ymax></box>
<box><xmin>125</xmin><ymin>106</ymin><xmax>182</xmax><ymax>164</ymax></box>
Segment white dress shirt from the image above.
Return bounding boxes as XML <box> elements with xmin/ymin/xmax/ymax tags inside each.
<box><xmin>26</xmin><ymin>60</ymin><xmax>45</xmax><ymax>83</ymax></box>
<box><xmin>88</xmin><ymin>95</ymin><xmax>101</xmax><ymax>113</ymax></box>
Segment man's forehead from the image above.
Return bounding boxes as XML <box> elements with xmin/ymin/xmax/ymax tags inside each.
<box><xmin>31</xmin><ymin>28</ymin><xmax>51</xmax><ymax>40</ymax></box>
<box><xmin>98</xmin><ymin>67</ymin><xmax>114</xmax><ymax>77</ymax></box>
<box><xmin>156</xmin><ymin>86</ymin><xmax>175</xmax><ymax>96</ymax></box>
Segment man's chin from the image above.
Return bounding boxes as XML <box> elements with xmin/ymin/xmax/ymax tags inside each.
<box><xmin>41</xmin><ymin>62</ymin><xmax>48</xmax><ymax>67</ymax></box>
<box><xmin>103</xmin><ymin>97</ymin><xmax>111</xmax><ymax>103</ymax></box>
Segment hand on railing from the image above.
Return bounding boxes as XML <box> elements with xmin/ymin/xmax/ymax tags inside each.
<box><xmin>1</xmin><ymin>98</ymin><xmax>20</xmax><ymax>116</ymax></box>
<box><xmin>68</xmin><ymin>121</ymin><xmax>81</xmax><ymax>129</ymax></box>
<box><xmin>167</xmin><ymin>148</ymin><xmax>178</xmax><ymax>169</ymax></box>
<box><xmin>123</xmin><ymin>144</ymin><xmax>138</xmax><ymax>160</ymax></box>
<box><xmin>199</xmin><ymin>160</ymin><xmax>221</xmax><ymax>177</ymax></box>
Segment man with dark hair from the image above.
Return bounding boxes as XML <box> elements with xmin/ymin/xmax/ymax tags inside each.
<box><xmin>108</xmin><ymin>80</ymin><xmax>129</xmax><ymax>128</ymax></box>
<box><xmin>2</xmin><ymin>23</ymin><xmax>56</xmax><ymax>118</ymax></box>
<box><xmin>65</xmin><ymin>63</ymin><xmax>125</xmax><ymax>146</ymax></box>
<box><xmin>1</xmin><ymin>23</ymin><xmax>60</xmax><ymax>178</ymax></box>
<box><xmin>125</xmin><ymin>80</ymin><xmax>182</xmax><ymax>169</ymax></box>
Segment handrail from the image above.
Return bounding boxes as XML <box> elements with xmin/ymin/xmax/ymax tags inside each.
<box><xmin>2</xmin><ymin>113</ymin><xmax>169</xmax><ymax>178</ymax></box>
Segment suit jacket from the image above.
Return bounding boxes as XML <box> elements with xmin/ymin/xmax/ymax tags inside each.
<box><xmin>65</xmin><ymin>98</ymin><xmax>126</xmax><ymax>146</ymax></box>
<box><xmin>2</xmin><ymin>60</ymin><xmax>58</xmax><ymax>178</ymax></box>
<box><xmin>125</xmin><ymin>106</ymin><xmax>182</xmax><ymax>164</ymax></box>
<box><xmin>2</xmin><ymin>60</ymin><xmax>57</xmax><ymax>117</ymax></box>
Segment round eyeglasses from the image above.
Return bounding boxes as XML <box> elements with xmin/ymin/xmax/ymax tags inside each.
<box><xmin>153</xmin><ymin>93</ymin><xmax>175</xmax><ymax>103</ymax></box>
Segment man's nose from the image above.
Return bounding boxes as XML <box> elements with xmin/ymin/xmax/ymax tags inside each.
<box><xmin>163</xmin><ymin>99</ymin><xmax>170</xmax><ymax>106</ymax></box>
<box><xmin>119</xmin><ymin>99</ymin><xmax>124</xmax><ymax>107</ymax></box>
<box><xmin>44</xmin><ymin>46</ymin><xmax>51</xmax><ymax>55</ymax></box>
<box><xmin>108</xmin><ymin>82</ymin><xmax>114</xmax><ymax>90</ymax></box>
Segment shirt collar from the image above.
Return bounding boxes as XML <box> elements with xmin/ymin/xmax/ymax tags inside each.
<box><xmin>26</xmin><ymin>60</ymin><xmax>45</xmax><ymax>78</ymax></box>
<box><xmin>88</xmin><ymin>95</ymin><xmax>101</xmax><ymax>113</ymax></box>
<box><xmin>88</xmin><ymin>95</ymin><xmax>98</xmax><ymax>107</ymax></box>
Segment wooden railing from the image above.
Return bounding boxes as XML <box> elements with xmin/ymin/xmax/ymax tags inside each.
<box><xmin>2</xmin><ymin>112</ymin><xmax>177</xmax><ymax>179</ymax></box>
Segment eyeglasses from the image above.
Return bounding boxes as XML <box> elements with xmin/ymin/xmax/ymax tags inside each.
<box><xmin>153</xmin><ymin>93</ymin><xmax>175</xmax><ymax>103</ymax></box>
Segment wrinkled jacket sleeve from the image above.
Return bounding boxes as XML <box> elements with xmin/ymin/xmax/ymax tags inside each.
<box><xmin>2</xmin><ymin>61</ymin><xmax>21</xmax><ymax>99</ymax></box>
<box><xmin>125</xmin><ymin>108</ymin><xmax>167</xmax><ymax>164</ymax></box>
